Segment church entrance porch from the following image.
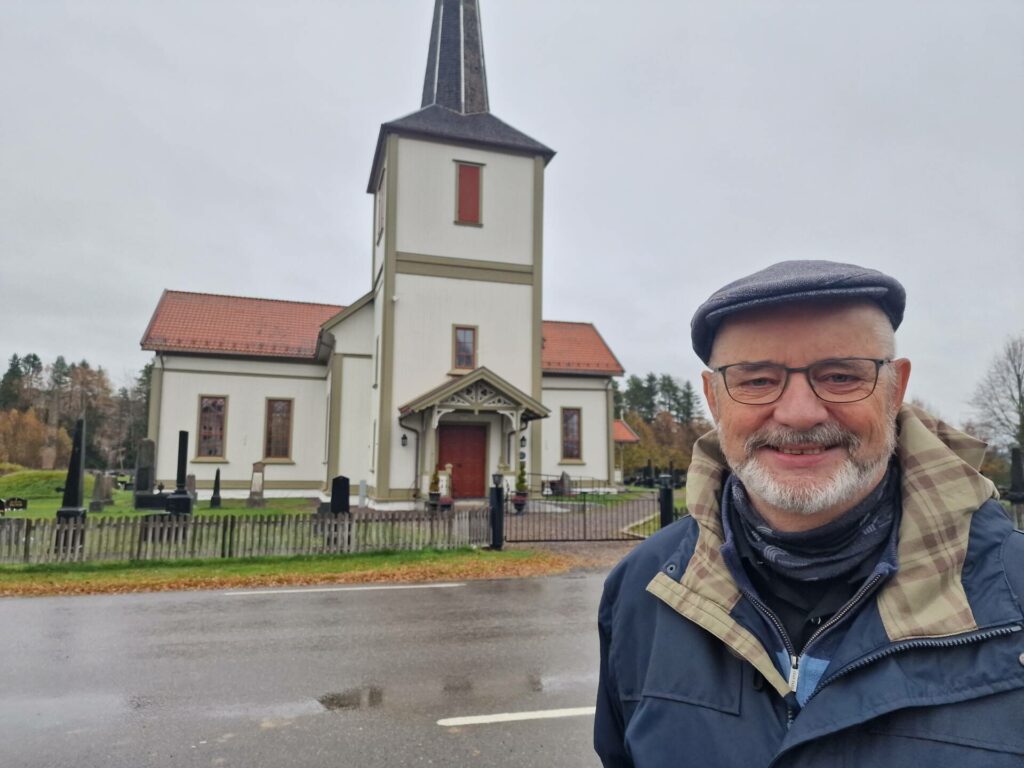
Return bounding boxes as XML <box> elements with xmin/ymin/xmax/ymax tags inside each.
<box><xmin>397</xmin><ymin>368</ymin><xmax>550</xmax><ymax>503</ymax></box>
<box><xmin>437</xmin><ymin>424</ymin><xmax>487</xmax><ymax>498</ymax></box>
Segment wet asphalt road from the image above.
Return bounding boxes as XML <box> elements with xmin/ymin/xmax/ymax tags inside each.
<box><xmin>0</xmin><ymin>571</ymin><xmax>611</xmax><ymax>768</ymax></box>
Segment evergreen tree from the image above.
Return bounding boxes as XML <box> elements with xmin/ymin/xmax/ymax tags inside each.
<box><xmin>677</xmin><ymin>380</ymin><xmax>701</xmax><ymax>423</ymax></box>
<box><xmin>0</xmin><ymin>355</ymin><xmax>23</xmax><ymax>410</ymax></box>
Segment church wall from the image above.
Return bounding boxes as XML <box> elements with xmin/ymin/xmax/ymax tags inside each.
<box><xmin>154</xmin><ymin>356</ymin><xmax>329</xmax><ymax>490</ymax></box>
<box><xmin>540</xmin><ymin>375</ymin><xmax>612</xmax><ymax>482</ymax></box>
<box><xmin>338</xmin><ymin>355</ymin><xmax>373</xmax><ymax>489</ymax></box>
<box><xmin>384</xmin><ymin>274</ymin><xmax>534</xmax><ymax>492</ymax></box>
<box><xmin>394</xmin><ymin>137</ymin><xmax>535</xmax><ymax>265</ymax></box>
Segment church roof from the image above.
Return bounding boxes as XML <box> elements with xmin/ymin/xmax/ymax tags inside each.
<box><xmin>541</xmin><ymin>321</ymin><xmax>624</xmax><ymax>376</ymax></box>
<box><xmin>367</xmin><ymin>0</ymin><xmax>554</xmax><ymax>191</ymax></box>
<box><xmin>141</xmin><ymin>291</ymin><xmax>623</xmax><ymax>376</ymax></box>
<box><xmin>141</xmin><ymin>290</ymin><xmax>342</xmax><ymax>360</ymax></box>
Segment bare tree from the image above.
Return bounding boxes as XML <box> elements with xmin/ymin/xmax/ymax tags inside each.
<box><xmin>971</xmin><ymin>334</ymin><xmax>1024</xmax><ymax>448</ymax></box>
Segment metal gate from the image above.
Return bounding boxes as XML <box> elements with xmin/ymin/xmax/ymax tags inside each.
<box><xmin>503</xmin><ymin>491</ymin><xmax>659</xmax><ymax>543</ymax></box>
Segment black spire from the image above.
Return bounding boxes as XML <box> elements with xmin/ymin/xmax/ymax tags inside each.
<box><xmin>421</xmin><ymin>0</ymin><xmax>489</xmax><ymax>115</ymax></box>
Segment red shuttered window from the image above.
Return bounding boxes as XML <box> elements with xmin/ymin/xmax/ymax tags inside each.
<box><xmin>456</xmin><ymin>163</ymin><xmax>482</xmax><ymax>225</ymax></box>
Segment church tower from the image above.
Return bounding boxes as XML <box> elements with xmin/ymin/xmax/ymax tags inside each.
<box><xmin>365</xmin><ymin>0</ymin><xmax>555</xmax><ymax>502</ymax></box>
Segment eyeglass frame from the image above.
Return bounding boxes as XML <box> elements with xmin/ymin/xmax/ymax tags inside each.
<box><xmin>712</xmin><ymin>357</ymin><xmax>892</xmax><ymax>405</ymax></box>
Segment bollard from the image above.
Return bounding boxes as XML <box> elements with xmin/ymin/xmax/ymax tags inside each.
<box><xmin>489</xmin><ymin>484</ymin><xmax>504</xmax><ymax>550</ymax></box>
<box><xmin>658</xmin><ymin>474</ymin><xmax>674</xmax><ymax>530</ymax></box>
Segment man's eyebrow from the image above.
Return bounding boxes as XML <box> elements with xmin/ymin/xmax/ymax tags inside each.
<box><xmin>721</xmin><ymin>359</ymin><xmax>779</xmax><ymax>367</ymax></box>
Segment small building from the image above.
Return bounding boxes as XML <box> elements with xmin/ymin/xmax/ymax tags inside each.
<box><xmin>141</xmin><ymin>0</ymin><xmax>624</xmax><ymax>507</ymax></box>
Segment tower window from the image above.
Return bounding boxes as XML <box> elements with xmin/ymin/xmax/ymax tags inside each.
<box><xmin>453</xmin><ymin>325</ymin><xmax>477</xmax><ymax>370</ymax></box>
<box><xmin>455</xmin><ymin>162</ymin><xmax>482</xmax><ymax>225</ymax></box>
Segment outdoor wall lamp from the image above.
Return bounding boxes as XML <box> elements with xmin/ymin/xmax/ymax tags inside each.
<box><xmin>520</xmin><ymin>435</ymin><xmax>527</xmax><ymax>448</ymax></box>
<box><xmin>400</xmin><ymin>434</ymin><xmax>408</xmax><ymax>447</ymax></box>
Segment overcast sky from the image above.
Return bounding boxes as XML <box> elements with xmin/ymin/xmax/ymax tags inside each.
<box><xmin>2</xmin><ymin>0</ymin><xmax>1022</xmax><ymax>427</ymax></box>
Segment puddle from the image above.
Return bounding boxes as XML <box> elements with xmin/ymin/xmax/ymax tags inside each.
<box><xmin>318</xmin><ymin>686</ymin><xmax>384</xmax><ymax>711</ymax></box>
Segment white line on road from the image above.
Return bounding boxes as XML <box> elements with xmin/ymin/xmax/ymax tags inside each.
<box><xmin>224</xmin><ymin>582</ymin><xmax>465</xmax><ymax>596</ymax></box>
<box><xmin>437</xmin><ymin>706</ymin><xmax>596</xmax><ymax>727</ymax></box>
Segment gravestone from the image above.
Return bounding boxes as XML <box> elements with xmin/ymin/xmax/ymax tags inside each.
<box><xmin>102</xmin><ymin>474</ymin><xmax>115</xmax><ymax>506</ymax></box>
<box><xmin>210</xmin><ymin>468</ymin><xmax>222</xmax><ymax>509</ymax></box>
<box><xmin>185</xmin><ymin>474</ymin><xmax>197</xmax><ymax>502</ymax></box>
<box><xmin>89</xmin><ymin>471</ymin><xmax>105</xmax><ymax>513</ymax></box>
<box><xmin>330</xmin><ymin>476</ymin><xmax>351</xmax><ymax>514</ymax></box>
<box><xmin>133</xmin><ymin>438</ymin><xmax>167</xmax><ymax>509</ymax></box>
<box><xmin>164</xmin><ymin>431</ymin><xmax>193</xmax><ymax>515</ymax></box>
<box><xmin>559</xmin><ymin>471</ymin><xmax>572</xmax><ymax>496</ymax></box>
<box><xmin>246</xmin><ymin>462</ymin><xmax>266</xmax><ymax>508</ymax></box>
<box><xmin>57</xmin><ymin>419</ymin><xmax>87</xmax><ymax>520</ymax></box>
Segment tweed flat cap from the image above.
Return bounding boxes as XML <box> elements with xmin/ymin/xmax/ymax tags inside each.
<box><xmin>691</xmin><ymin>260</ymin><xmax>906</xmax><ymax>364</ymax></box>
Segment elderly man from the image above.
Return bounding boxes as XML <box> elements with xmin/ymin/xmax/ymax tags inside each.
<box><xmin>595</xmin><ymin>261</ymin><xmax>1024</xmax><ymax>767</ymax></box>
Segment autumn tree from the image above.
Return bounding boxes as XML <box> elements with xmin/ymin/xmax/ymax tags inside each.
<box><xmin>971</xmin><ymin>334</ymin><xmax>1024</xmax><ymax>449</ymax></box>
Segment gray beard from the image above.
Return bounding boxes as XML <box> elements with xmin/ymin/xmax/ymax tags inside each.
<box><xmin>727</xmin><ymin>421</ymin><xmax>897</xmax><ymax>517</ymax></box>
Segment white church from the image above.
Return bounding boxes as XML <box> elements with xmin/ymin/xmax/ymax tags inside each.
<box><xmin>141</xmin><ymin>0</ymin><xmax>627</xmax><ymax>507</ymax></box>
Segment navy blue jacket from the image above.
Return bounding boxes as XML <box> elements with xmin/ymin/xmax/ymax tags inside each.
<box><xmin>595</xmin><ymin>407</ymin><xmax>1024</xmax><ymax>767</ymax></box>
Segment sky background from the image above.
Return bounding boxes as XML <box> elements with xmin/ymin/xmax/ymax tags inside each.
<box><xmin>2</xmin><ymin>0</ymin><xmax>1022</xmax><ymax>428</ymax></box>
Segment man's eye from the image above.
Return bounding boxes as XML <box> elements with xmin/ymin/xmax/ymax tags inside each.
<box><xmin>734</xmin><ymin>374</ymin><xmax>781</xmax><ymax>389</ymax></box>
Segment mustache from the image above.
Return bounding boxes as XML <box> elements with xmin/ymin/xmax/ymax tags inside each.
<box><xmin>743</xmin><ymin>423</ymin><xmax>861</xmax><ymax>456</ymax></box>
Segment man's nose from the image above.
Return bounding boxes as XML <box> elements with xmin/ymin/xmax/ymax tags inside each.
<box><xmin>771</xmin><ymin>371</ymin><xmax>831</xmax><ymax>429</ymax></box>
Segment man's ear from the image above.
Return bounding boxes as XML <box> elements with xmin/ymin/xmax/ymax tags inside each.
<box><xmin>702</xmin><ymin>370</ymin><xmax>720</xmax><ymax>423</ymax></box>
<box><xmin>890</xmin><ymin>358</ymin><xmax>912</xmax><ymax>408</ymax></box>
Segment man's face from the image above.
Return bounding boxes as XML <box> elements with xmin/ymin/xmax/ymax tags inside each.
<box><xmin>701</xmin><ymin>302</ymin><xmax>911</xmax><ymax>529</ymax></box>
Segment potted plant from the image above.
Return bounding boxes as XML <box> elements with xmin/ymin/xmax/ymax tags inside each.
<box><xmin>428</xmin><ymin>468</ymin><xmax>441</xmax><ymax>511</ymax></box>
<box><xmin>512</xmin><ymin>462</ymin><xmax>528</xmax><ymax>514</ymax></box>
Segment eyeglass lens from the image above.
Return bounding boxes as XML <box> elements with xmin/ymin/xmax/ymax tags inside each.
<box><xmin>723</xmin><ymin>358</ymin><xmax>880</xmax><ymax>404</ymax></box>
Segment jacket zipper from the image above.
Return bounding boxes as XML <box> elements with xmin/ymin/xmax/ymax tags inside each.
<box><xmin>805</xmin><ymin>623</ymin><xmax>1024</xmax><ymax>704</ymax></box>
<box><xmin>738</xmin><ymin>570</ymin><xmax>887</xmax><ymax>724</ymax></box>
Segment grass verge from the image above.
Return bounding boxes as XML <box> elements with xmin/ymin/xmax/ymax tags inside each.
<box><xmin>0</xmin><ymin>548</ymin><xmax>578</xmax><ymax>598</ymax></box>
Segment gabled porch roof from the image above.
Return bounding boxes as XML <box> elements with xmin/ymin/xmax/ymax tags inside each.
<box><xmin>398</xmin><ymin>367</ymin><xmax>549</xmax><ymax>422</ymax></box>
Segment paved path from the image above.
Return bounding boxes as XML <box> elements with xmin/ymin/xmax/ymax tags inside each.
<box><xmin>0</xmin><ymin>567</ymin><xmax>624</xmax><ymax>768</ymax></box>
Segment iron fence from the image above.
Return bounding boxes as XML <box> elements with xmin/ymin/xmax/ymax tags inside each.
<box><xmin>503</xmin><ymin>491</ymin><xmax>659</xmax><ymax>542</ymax></box>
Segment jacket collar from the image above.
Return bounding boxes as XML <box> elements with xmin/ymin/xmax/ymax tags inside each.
<box><xmin>646</xmin><ymin>404</ymin><xmax>997</xmax><ymax>698</ymax></box>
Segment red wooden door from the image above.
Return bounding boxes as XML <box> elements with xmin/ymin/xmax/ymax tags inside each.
<box><xmin>437</xmin><ymin>425</ymin><xmax>487</xmax><ymax>498</ymax></box>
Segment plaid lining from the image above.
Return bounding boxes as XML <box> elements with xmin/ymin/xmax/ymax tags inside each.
<box><xmin>646</xmin><ymin>404</ymin><xmax>996</xmax><ymax>696</ymax></box>
<box><xmin>879</xmin><ymin>404</ymin><xmax>995</xmax><ymax>640</ymax></box>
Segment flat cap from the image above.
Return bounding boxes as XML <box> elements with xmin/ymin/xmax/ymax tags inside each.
<box><xmin>691</xmin><ymin>260</ymin><xmax>906</xmax><ymax>364</ymax></box>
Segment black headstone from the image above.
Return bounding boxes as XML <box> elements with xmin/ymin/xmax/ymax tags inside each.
<box><xmin>210</xmin><ymin>468</ymin><xmax>222</xmax><ymax>509</ymax></box>
<box><xmin>165</xmin><ymin>430</ymin><xmax>193</xmax><ymax>515</ymax></box>
<box><xmin>1008</xmin><ymin>447</ymin><xmax>1024</xmax><ymax>504</ymax></box>
<box><xmin>331</xmin><ymin>476</ymin><xmax>351</xmax><ymax>514</ymax></box>
<box><xmin>57</xmin><ymin>419</ymin><xmax>87</xmax><ymax>520</ymax></box>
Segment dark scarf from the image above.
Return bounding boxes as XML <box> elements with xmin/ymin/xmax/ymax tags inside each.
<box><xmin>727</xmin><ymin>464</ymin><xmax>899</xmax><ymax>583</ymax></box>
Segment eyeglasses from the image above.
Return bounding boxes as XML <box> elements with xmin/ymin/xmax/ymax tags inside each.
<box><xmin>714</xmin><ymin>357</ymin><xmax>891</xmax><ymax>405</ymax></box>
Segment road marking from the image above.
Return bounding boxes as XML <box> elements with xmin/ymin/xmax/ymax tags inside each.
<box><xmin>224</xmin><ymin>582</ymin><xmax>465</xmax><ymax>596</ymax></box>
<box><xmin>437</xmin><ymin>706</ymin><xmax>596</xmax><ymax>727</ymax></box>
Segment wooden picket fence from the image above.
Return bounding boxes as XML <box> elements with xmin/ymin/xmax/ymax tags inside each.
<box><xmin>0</xmin><ymin>508</ymin><xmax>492</xmax><ymax>565</ymax></box>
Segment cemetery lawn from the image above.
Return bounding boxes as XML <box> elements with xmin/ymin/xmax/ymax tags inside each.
<box><xmin>0</xmin><ymin>548</ymin><xmax>576</xmax><ymax>597</ymax></box>
<box><xmin>0</xmin><ymin>470</ymin><xmax>318</xmax><ymax>519</ymax></box>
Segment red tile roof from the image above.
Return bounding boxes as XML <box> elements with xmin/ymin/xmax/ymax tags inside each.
<box><xmin>141</xmin><ymin>292</ymin><xmax>624</xmax><ymax>375</ymax></box>
<box><xmin>541</xmin><ymin>321</ymin><xmax>624</xmax><ymax>376</ymax></box>
<box><xmin>141</xmin><ymin>291</ymin><xmax>343</xmax><ymax>360</ymax></box>
<box><xmin>613</xmin><ymin>419</ymin><xmax>641</xmax><ymax>444</ymax></box>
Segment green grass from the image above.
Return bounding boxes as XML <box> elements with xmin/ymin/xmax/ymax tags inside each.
<box><xmin>0</xmin><ymin>548</ymin><xmax>547</xmax><ymax>595</ymax></box>
<box><xmin>544</xmin><ymin>488</ymin><xmax>657</xmax><ymax>505</ymax></box>
<box><xmin>0</xmin><ymin>470</ymin><xmax>319</xmax><ymax>519</ymax></box>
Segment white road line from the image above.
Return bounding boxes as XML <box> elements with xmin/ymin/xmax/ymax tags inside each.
<box><xmin>224</xmin><ymin>582</ymin><xmax>465</xmax><ymax>596</ymax></box>
<box><xmin>437</xmin><ymin>706</ymin><xmax>596</xmax><ymax>727</ymax></box>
